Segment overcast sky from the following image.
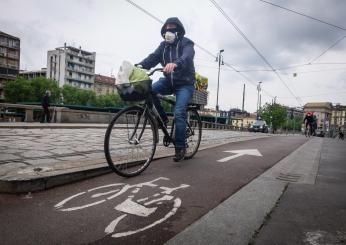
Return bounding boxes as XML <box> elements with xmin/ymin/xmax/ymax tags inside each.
<box><xmin>1</xmin><ymin>0</ymin><xmax>345</xmax><ymax>112</ymax></box>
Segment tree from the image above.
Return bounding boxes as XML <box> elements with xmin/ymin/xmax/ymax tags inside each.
<box><xmin>61</xmin><ymin>85</ymin><xmax>97</xmax><ymax>106</ymax></box>
<box><xmin>4</xmin><ymin>78</ymin><xmax>33</xmax><ymax>103</ymax></box>
<box><xmin>94</xmin><ymin>93</ymin><xmax>127</xmax><ymax>108</ymax></box>
<box><xmin>4</xmin><ymin>77</ymin><xmax>61</xmax><ymax>103</ymax></box>
<box><xmin>30</xmin><ymin>77</ymin><xmax>60</xmax><ymax>103</ymax></box>
<box><xmin>61</xmin><ymin>85</ymin><xmax>80</xmax><ymax>105</ymax></box>
<box><xmin>76</xmin><ymin>89</ymin><xmax>96</xmax><ymax>106</ymax></box>
<box><xmin>284</xmin><ymin>116</ymin><xmax>303</xmax><ymax>132</ymax></box>
<box><xmin>260</xmin><ymin>103</ymin><xmax>287</xmax><ymax>133</ymax></box>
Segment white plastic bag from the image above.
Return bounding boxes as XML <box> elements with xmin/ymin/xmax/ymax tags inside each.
<box><xmin>116</xmin><ymin>60</ymin><xmax>134</xmax><ymax>85</ymax></box>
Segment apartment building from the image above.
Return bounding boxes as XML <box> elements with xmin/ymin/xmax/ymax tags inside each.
<box><xmin>47</xmin><ymin>44</ymin><xmax>95</xmax><ymax>89</ymax></box>
<box><xmin>331</xmin><ymin>103</ymin><xmax>346</xmax><ymax>130</ymax></box>
<box><xmin>94</xmin><ymin>74</ymin><xmax>116</xmax><ymax>95</ymax></box>
<box><xmin>19</xmin><ymin>68</ymin><xmax>46</xmax><ymax>80</ymax></box>
<box><xmin>304</xmin><ymin>102</ymin><xmax>333</xmax><ymax>132</ymax></box>
<box><xmin>0</xmin><ymin>31</ymin><xmax>20</xmax><ymax>101</ymax></box>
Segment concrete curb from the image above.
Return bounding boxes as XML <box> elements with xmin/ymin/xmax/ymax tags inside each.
<box><xmin>0</xmin><ymin>123</ymin><xmax>109</xmax><ymax>129</ymax></box>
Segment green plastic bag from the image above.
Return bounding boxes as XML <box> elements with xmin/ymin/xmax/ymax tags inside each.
<box><xmin>129</xmin><ymin>67</ymin><xmax>150</xmax><ymax>94</ymax></box>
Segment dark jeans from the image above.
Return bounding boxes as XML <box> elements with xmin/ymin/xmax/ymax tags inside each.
<box><xmin>41</xmin><ymin>107</ymin><xmax>51</xmax><ymax>123</ymax></box>
<box><xmin>152</xmin><ymin>77</ymin><xmax>194</xmax><ymax>149</ymax></box>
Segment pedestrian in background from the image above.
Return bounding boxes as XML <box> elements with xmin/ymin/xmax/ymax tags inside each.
<box><xmin>338</xmin><ymin>127</ymin><xmax>344</xmax><ymax>140</ymax></box>
<box><xmin>41</xmin><ymin>90</ymin><xmax>51</xmax><ymax>123</ymax></box>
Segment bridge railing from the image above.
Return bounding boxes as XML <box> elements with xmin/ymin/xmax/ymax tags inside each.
<box><xmin>0</xmin><ymin>103</ymin><xmax>246</xmax><ymax>131</ymax></box>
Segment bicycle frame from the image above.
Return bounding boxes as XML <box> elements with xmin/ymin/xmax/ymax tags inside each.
<box><xmin>127</xmin><ymin>67</ymin><xmax>200</xmax><ymax>147</ymax></box>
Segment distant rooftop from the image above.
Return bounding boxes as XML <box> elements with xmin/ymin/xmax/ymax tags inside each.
<box><xmin>19</xmin><ymin>68</ymin><xmax>47</xmax><ymax>74</ymax></box>
<box><xmin>55</xmin><ymin>44</ymin><xmax>95</xmax><ymax>56</ymax></box>
<box><xmin>304</xmin><ymin>102</ymin><xmax>333</xmax><ymax>109</ymax></box>
<box><xmin>0</xmin><ymin>31</ymin><xmax>20</xmax><ymax>40</ymax></box>
<box><xmin>95</xmin><ymin>74</ymin><xmax>115</xmax><ymax>85</ymax></box>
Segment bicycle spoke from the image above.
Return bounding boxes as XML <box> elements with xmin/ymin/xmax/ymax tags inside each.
<box><xmin>104</xmin><ymin>106</ymin><xmax>156</xmax><ymax>177</ymax></box>
<box><xmin>184</xmin><ymin>109</ymin><xmax>202</xmax><ymax>159</ymax></box>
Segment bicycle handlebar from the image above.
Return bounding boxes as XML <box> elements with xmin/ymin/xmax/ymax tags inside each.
<box><xmin>147</xmin><ymin>68</ymin><xmax>163</xmax><ymax>76</ymax></box>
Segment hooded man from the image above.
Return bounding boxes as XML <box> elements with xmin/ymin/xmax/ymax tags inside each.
<box><xmin>41</xmin><ymin>90</ymin><xmax>51</xmax><ymax>123</ymax></box>
<box><xmin>137</xmin><ymin>17</ymin><xmax>196</xmax><ymax>162</ymax></box>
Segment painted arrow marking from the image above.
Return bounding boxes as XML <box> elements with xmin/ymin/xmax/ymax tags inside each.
<box><xmin>217</xmin><ymin>149</ymin><xmax>263</xmax><ymax>163</ymax></box>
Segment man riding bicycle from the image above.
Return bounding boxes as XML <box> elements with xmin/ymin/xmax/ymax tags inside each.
<box><xmin>136</xmin><ymin>17</ymin><xmax>195</xmax><ymax>162</ymax></box>
<box><xmin>304</xmin><ymin>112</ymin><xmax>314</xmax><ymax>136</ymax></box>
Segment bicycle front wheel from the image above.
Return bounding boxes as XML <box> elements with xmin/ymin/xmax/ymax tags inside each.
<box><xmin>104</xmin><ymin>106</ymin><xmax>157</xmax><ymax>177</ymax></box>
<box><xmin>184</xmin><ymin>108</ymin><xmax>202</xmax><ymax>159</ymax></box>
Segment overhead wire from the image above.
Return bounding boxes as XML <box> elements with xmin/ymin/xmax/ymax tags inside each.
<box><xmin>258</xmin><ymin>0</ymin><xmax>346</xmax><ymax>31</ymax></box>
<box><xmin>209</xmin><ymin>0</ymin><xmax>301</xmax><ymax>106</ymax></box>
<box><xmin>309</xmin><ymin>35</ymin><xmax>346</xmax><ymax>63</ymax></box>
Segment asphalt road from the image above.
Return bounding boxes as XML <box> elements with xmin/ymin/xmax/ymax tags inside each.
<box><xmin>0</xmin><ymin>136</ymin><xmax>307</xmax><ymax>245</ymax></box>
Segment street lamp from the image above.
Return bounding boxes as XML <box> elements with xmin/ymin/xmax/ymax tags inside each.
<box><xmin>256</xmin><ymin>81</ymin><xmax>262</xmax><ymax>120</ymax></box>
<box><xmin>215</xmin><ymin>49</ymin><xmax>224</xmax><ymax>123</ymax></box>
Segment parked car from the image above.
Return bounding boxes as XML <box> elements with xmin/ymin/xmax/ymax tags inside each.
<box><xmin>315</xmin><ymin>127</ymin><xmax>325</xmax><ymax>137</ymax></box>
<box><xmin>249</xmin><ymin>120</ymin><xmax>269</xmax><ymax>133</ymax></box>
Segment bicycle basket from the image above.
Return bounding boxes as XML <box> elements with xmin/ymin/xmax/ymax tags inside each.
<box><xmin>116</xmin><ymin>79</ymin><xmax>152</xmax><ymax>101</ymax></box>
<box><xmin>191</xmin><ymin>90</ymin><xmax>208</xmax><ymax>105</ymax></box>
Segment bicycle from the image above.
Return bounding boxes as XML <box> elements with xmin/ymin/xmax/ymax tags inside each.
<box><xmin>104</xmin><ymin>68</ymin><xmax>202</xmax><ymax>177</ymax></box>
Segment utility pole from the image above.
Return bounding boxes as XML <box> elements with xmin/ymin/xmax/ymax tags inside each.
<box><xmin>256</xmin><ymin>81</ymin><xmax>262</xmax><ymax>120</ymax></box>
<box><xmin>241</xmin><ymin>83</ymin><xmax>245</xmax><ymax>131</ymax></box>
<box><xmin>215</xmin><ymin>49</ymin><xmax>224</xmax><ymax>124</ymax></box>
<box><xmin>259</xmin><ymin>94</ymin><xmax>262</xmax><ymax>119</ymax></box>
<box><xmin>242</xmin><ymin>83</ymin><xmax>245</xmax><ymax>112</ymax></box>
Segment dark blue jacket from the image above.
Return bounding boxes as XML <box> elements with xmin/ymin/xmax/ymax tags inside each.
<box><xmin>138</xmin><ymin>17</ymin><xmax>196</xmax><ymax>85</ymax></box>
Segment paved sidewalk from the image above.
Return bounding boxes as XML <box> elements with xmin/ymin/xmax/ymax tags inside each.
<box><xmin>254</xmin><ymin>138</ymin><xmax>346</xmax><ymax>245</ymax></box>
<box><xmin>0</xmin><ymin>123</ymin><xmax>273</xmax><ymax>193</ymax></box>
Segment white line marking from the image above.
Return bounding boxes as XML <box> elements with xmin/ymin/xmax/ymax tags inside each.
<box><xmin>217</xmin><ymin>149</ymin><xmax>263</xmax><ymax>162</ymax></box>
<box><xmin>91</xmin><ymin>190</ymin><xmax>120</xmax><ymax>198</ymax></box>
<box><xmin>54</xmin><ymin>192</ymin><xmax>85</xmax><ymax>209</ymax></box>
<box><xmin>111</xmin><ymin>198</ymin><xmax>182</xmax><ymax>238</ymax></box>
<box><xmin>60</xmin><ymin>200</ymin><xmax>106</xmax><ymax>212</ymax></box>
<box><xmin>105</xmin><ymin>214</ymin><xmax>127</xmax><ymax>234</ymax></box>
<box><xmin>88</xmin><ymin>183</ymin><xmax>124</xmax><ymax>192</ymax></box>
<box><xmin>160</xmin><ymin>184</ymin><xmax>190</xmax><ymax>194</ymax></box>
<box><xmin>144</xmin><ymin>195</ymin><xmax>174</xmax><ymax>206</ymax></box>
<box><xmin>136</xmin><ymin>197</ymin><xmax>149</xmax><ymax>202</ymax></box>
<box><xmin>115</xmin><ymin>198</ymin><xmax>157</xmax><ymax>217</ymax></box>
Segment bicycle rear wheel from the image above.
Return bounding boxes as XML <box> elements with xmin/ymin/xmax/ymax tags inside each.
<box><xmin>104</xmin><ymin>106</ymin><xmax>157</xmax><ymax>177</ymax></box>
<box><xmin>184</xmin><ymin>108</ymin><xmax>202</xmax><ymax>159</ymax></box>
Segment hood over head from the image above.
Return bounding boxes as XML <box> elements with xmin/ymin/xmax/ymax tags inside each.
<box><xmin>161</xmin><ymin>17</ymin><xmax>185</xmax><ymax>38</ymax></box>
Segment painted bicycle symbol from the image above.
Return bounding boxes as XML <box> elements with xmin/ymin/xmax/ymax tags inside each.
<box><xmin>54</xmin><ymin>177</ymin><xmax>190</xmax><ymax>238</ymax></box>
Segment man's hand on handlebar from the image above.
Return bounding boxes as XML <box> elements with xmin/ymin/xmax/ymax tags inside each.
<box><xmin>163</xmin><ymin>63</ymin><xmax>177</xmax><ymax>73</ymax></box>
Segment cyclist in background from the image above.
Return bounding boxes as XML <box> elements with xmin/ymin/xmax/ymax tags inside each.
<box><xmin>136</xmin><ymin>17</ymin><xmax>196</xmax><ymax>162</ymax></box>
<box><xmin>312</xmin><ymin>114</ymin><xmax>317</xmax><ymax>136</ymax></box>
<box><xmin>304</xmin><ymin>112</ymin><xmax>314</xmax><ymax>136</ymax></box>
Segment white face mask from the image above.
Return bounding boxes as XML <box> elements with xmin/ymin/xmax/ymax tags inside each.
<box><xmin>164</xmin><ymin>31</ymin><xmax>176</xmax><ymax>44</ymax></box>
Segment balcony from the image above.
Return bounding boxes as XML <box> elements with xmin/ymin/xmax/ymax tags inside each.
<box><xmin>66</xmin><ymin>66</ymin><xmax>94</xmax><ymax>75</ymax></box>
<box><xmin>7</xmin><ymin>53</ymin><xmax>19</xmax><ymax>60</ymax></box>
<box><xmin>66</xmin><ymin>57</ymin><xmax>94</xmax><ymax>68</ymax></box>
<box><xmin>0</xmin><ymin>52</ymin><xmax>19</xmax><ymax>60</ymax></box>
<box><xmin>0</xmin><ymin>41</ymin><xmax>20</xmax><ymax>49</ymax></box>
<box><xmin>65</xmin><ymin>75</ymin><xmax>94</xmax><ymax>84</ymax></box>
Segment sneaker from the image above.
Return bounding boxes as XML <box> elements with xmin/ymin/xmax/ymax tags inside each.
<box><xmin>173</xmin><ymin>148</ymin><xmax>186</xmax><ymax>162</ymax></box>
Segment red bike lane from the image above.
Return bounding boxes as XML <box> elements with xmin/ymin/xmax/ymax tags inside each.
<box><xmin>0</xmin><ymin>136</ymin><xmax>307</xmax><ymax>245</ymax></box>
